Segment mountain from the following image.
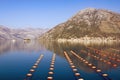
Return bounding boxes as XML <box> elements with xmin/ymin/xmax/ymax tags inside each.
<box><xmin>0</xmin><ymin>25</ymin><xmax>48</xmax><ymax>40</ymax></box>
<box><xmin>0</xmin><ymin>25</ymin><xmax>13</xmax><ymax>40</ymax></box>
<box><xmin>40</xmin><ymin>8</ymin><xmax>120</xmax><ymax>40</ymax></box>
<box><xmin>10</xmin><ymin>28</ymin><xmax>48</xmax><ymax>39</ymax></box>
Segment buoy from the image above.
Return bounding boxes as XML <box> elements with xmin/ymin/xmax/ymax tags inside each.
<box><xmin>30</xmin><ymin>69</ymin><xmax>35</xmax><ymax>72</ymax></box>
<box><xmin>92</xmin><ymin>66</ymin><xmax>96</xmax><ymax>69</ymax></box>
<box><xmin>102</xmin><ymin>74</ymin><xmax>108</xmax><ymax>77</ymax></box>
<box><xmin>107</xmin><ymin>62</ymin><xmax>111</xmax><ymax>64</ymax></box>
<box><xmin>85</xmin><ymin>61</ymin><xmax>88</xmax><ymax>64</ymax></box>
<box><xmin>52</xmin><ymin>58</ymin><xmax>55</xmax><ymax>60</ymax></box>
<box><xmin>103</xmin><ymin>55</ymin><xmax>106</xmax><ymax>57</ymax></box>
<box><xmin>113</xmin><ymin>64</ymin><xmax>117</xmax><ymax>67</ymax></box>
<box><xmin>117</xmin><ymin>59</ymin><xmax>120</xmax><ymax>62</ymax></box>
<box><xmin>49</xmin><ymin>72</ymin><xmax>53</xmax><ymax>74</ymax></box>
<box><xmin>32</xmin><ymin>66</ymin><xmax>37</xmax><ymax>68</ymax></box>
<box><xmin>36</xmin><ymin>61</ymin><xmax>39</xmax><ymax>63</ymax></box>
<box><xmin>52</xmin><ymin>61</ymin><xmax>55</xmax><ymax>63</ymax></box>
<box><xmin>50</xmin><ymin>68</ymin><xmax>54</xmax><ymax>70</ymax></box>
<box><xmin>81</xmin><ymin>58</ymin><xmax>83</xmax><ymax>60</ymax></box>
<box><xmin>47</xmin><ymin>77</ymin><xmax>53</xmax><ymax>80</ymax></box>
<box><xmin>83</xmin><ymin>60</ymin><xmax>86</xmax><ymax>62</ymax></box>
<box><xmin>88</xmin><ymin>63</ymin><xmax>92</xmax><ymax>66</ymax></box>
<box><xmin>69</xmin><ymin>60</ymin><xmax>72</xmax><ymax>63</ymax></box>
<box><xmin>27</xmin><ymin>73</ymin><xmax>32</xmax><ymax>77</ymax></box>
<box><xmin>96</xmin><ymin>69</ymin><xmax>101</xmax><ymax>72</ymax></box>
<box><xmin>38</xmin><ymin>58</ymin><xmax>41</xmax><ymax>60</ymax></box>
<box><xmin>70</xmin><ymin>63</ymin><xmax>73</xmax><ymax>65</ymax></box>
<box><xmin>112</xmin><ymin>58</ymin><xmax>115</xmax><ymax>60</ymax></box>
<box><xmin>94</xmin><ymin>56</ymin><xmax>96</xmax><ymax>57</ymax></box>
<box><xmin>78</xmin><ymin>78</ymin><xmax>84</xmax><ymax>80</ymax></box>
<box><xmin>73</xmin><ymin>69</ymin><xmax>77</xmax><ymax>72</ymax></box>
<box><xmin>71</xmin><ymin>65</ymin><xmax>75</xmax><ymax>68</ymax></box>
<box><xmin>51</xmin><ymin>62</ymin><xmax>54</xmax><ymax>65</ymax></box>
<box><xmin>103</xmin><ymin>60</ymin><xmax>107</xmax><ymax>63</ymax></box>
<box><xmin>34</xmin><ymin>63</ymin><xmax>38</xmax><ymax>66</ymax></box>
<box><xmin>75</xmin><ymin>73</ymin><xmax>80</xmax><ymax>76</ymax></box>
<box><xmin>96</xmin><ymin>57</ymin><xmax>99</xmax><ymax>59</ymax></box>
<box><xmin>50</xmin><ymin>65</ymin><xmax>54</xmax><ymax>67</ymax></box>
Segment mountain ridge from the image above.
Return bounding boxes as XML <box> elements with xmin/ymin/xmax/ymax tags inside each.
<box><xmin>0</xmin><ymin>25</ymin><xmax>49</xmax><ymax>40</ymax></box>
<box><xmin>40</xmin><ymin>8</ymin><xmax>120</xmax><ymax>40</ymax></box>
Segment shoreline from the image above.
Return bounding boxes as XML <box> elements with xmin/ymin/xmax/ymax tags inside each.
<box><xmin>57</xmin><ymin>38</ymin><xmax>120</xmax><ymax>44</ymax></box>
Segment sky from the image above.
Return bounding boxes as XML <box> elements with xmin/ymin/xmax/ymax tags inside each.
<box><xmin>0</xmin><ymin>0</ymin><xmax>120</xmax><ymax>29</ymax></box>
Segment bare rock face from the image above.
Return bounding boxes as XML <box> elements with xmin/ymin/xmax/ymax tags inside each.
<box><xmin>70</xmin><ymin>8</ymin><xmax>120</xmax><ymax>33</ymax></box>
<box><xmin>41</xmin><ymin>8</ymin><xmax>120</xmax><ymax>40</ymax></box>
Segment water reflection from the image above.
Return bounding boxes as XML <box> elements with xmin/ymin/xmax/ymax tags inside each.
<box><xmin>39</xmin><ymin>40</ymin><xmax>120</xmax><ymax>72</ymax></box>
<box><xmin>0</xmin><ymin>40</ymin><xmax>120</xmax><ymax>72</ymax></box>
<box><xmin>0</xmin><ymin>40</ymin><xmax>46</xmax><ymax>55</ymax></box>
<box><xmin>0</xmin><ymin>40</ymin><xmax>120</xmax><ymax>80</ymax></box>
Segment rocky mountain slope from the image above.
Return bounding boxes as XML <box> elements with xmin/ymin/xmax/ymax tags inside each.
<box><xmin>40</xmin><ymin>8</ymin><xmax>120</xmax><ymax>40</ymax></box>
<box><xmin>0</xmin><ymin>25</ymin><xmax>48</xmax><ymax>40</ymax></box>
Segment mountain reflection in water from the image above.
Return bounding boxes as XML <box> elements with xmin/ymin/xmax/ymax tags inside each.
<box><xmin>0</xmin><ymin>40</ymin><xmax>45</xmax><ymax>54</ymax></box>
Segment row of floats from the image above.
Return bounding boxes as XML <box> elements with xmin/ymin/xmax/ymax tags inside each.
<box><xmin>24</xmin><ymin>54</ymin><xmax>56</xmax><ymax>80</ymax></box>
<box><xmin>24</xmin><ymin>47</ymin><xmax>120</xmax><ymax>80</ymax></box>
<box><xmin>86</xmin><ymin>47</ymin><xmax>120</xmax><ymax>67</ymax></box>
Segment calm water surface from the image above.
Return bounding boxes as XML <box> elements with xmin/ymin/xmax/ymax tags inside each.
<box><xmin>0</xmin><ymin>40</ymin><xmax>120</xmax><ymax>80</ymax></box>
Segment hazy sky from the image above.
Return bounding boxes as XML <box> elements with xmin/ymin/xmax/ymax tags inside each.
<box><xmin>0</xmin><ymin>0</ymin><xmax>120</xmax><ymax>29</ymax></box>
